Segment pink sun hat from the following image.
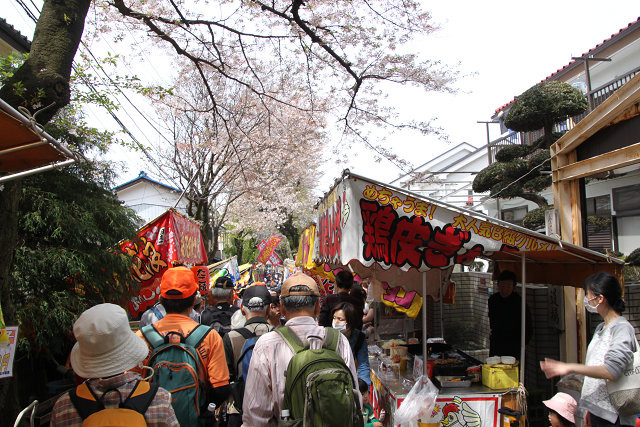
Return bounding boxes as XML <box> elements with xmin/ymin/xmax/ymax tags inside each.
<box><xmin>543</xmin><ymin>392</ymin><xmax>577</xmax><ymax>424</ymax></box>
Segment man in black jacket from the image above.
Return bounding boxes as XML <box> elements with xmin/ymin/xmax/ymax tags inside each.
<box><xmin>317</xmin><ymin>270</ymin><xmax>364</xmax><ymax>330</ymax></box>
<box><xmin>201</xmin><ymin>275</ymin><xmax>239</xmax><ymax>335</ymax></box>
<box><xmin>488</xmin><ymin>270</ymin><xmax>532</xmax><ymax>359</ymax></box>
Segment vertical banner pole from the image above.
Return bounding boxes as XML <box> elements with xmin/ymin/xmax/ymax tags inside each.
<box><xmin>520</xmin><ymin>252</ymin><xmax>527</xmax><ymax>384</ymax></box>
<box><xmin>440</xmin><ymin>277</ymin><xmax>444</xmax><ymax>338</ymax></box>
<box><xmin>422</xmin><ymin>271</ymin><xmax>428</xmax><ymax>377</ymax></box>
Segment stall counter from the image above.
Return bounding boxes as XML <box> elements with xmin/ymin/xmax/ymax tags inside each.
<box><xmin>370</xmin><ymin>364</ymin><xmax>517</xmax><ymax>427</ymax></box>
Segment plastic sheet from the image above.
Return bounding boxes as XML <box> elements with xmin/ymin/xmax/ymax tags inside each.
<box><xmin>394</xmin><ymin>375</ymin><xmax>439</xmax><ymax>425</ymax></box>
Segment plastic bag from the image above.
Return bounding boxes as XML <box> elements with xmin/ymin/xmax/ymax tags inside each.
<box><xmin>394</xmin><ymin>375</ymin><xmax>439</xmax><ymax>425</ymax></box>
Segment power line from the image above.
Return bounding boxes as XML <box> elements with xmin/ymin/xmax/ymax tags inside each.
<box><xmin>12</xmin><ymin>1</ymin><xmax>182</xmax><ymax>188</ymax></box>
<box><xmin>12</xmin><ymin>0</ymin><xmax>37</xmax><ymax>22</ymax></box>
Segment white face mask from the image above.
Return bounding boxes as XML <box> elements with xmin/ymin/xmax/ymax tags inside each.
<box><xmin>584</xmin><ymin>296</ymin><xmax>600</xmax><ymax>313</ymax></box>
<box><xmin>332</xmin><ymin>322</ymin><xmax>347</xmax><ymax>331</ymax></box>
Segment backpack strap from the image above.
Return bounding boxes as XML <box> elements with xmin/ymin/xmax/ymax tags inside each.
<box><xmin>141</xmin><ymin>324</ymin><xmax>165</xmax><ymax>349</ymax></box>
<box><xmin>184</xmin><ymin>324</ymin><xmax>212</xmax><ymax>348</ymax></box>
<box><xmin>121</xmin><ymin>380</ymin><xmax>159</xmax><ymax>414</ymax></box>
<box><xmin>235</xmin><ymin>327</ymin><xmax>254</xmax><ymax>340</ymax></box>
<box><xmin>323</xmin><ymin>327</ymin><xmax>340</xmax><ymax>352</ymax></box>
<box><xmin>69</xmin><ymin>382</ymin><xmax>103</xmax><ymax>420</ymax></box>
<box><xmin>151</xmin><ymin>305</ymin><xmax>165</xmax><ymax>321</ymax></box>
<box><xmin>275</xmin><ymin>326</ymin><xmax>306</xmax><ymax>353</ymax></box>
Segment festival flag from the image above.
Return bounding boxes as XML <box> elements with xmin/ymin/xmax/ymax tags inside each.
<box><xmin>257</xmin><ymin>235</ymin><xmax>282</xmax><ymax>265</ymax></box>
<box><xmin>120</xmin><ymin>209</ymin><xmax>207</xmax><ymax>317</ymax></box>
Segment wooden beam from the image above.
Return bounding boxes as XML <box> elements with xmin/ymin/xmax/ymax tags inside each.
<box><xmin>551</xmin><ymin>72</ymin><xmax>640</xmax><ymax>156</ymax></box>
<box><xmin>556</xmin><ymin>141</ymin><xmax>640</xmax><ymax>181</ymax></box>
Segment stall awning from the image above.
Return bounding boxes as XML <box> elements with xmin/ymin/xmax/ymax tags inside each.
<box><xmin>0</xmin><ymin>98</ymin><xmax>76</xmax><ymax>182</ymax></box>
<box><xmin>303</xmin><ymin>171</ymin><xmax>623</xmax><ymax>290</ymax></box>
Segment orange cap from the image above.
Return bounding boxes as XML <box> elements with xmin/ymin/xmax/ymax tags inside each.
<box><xmin>160</xmin><ymin>267</ymin><xmax>198</xmax><ymax>299</ymax></box>
<box><xmin>280</xmin><ymin>273</ymin><xmax>321</xmax><ymax>297</ymax></box>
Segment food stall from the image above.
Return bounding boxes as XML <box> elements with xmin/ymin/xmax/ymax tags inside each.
<box><xmin>301</xmin><ymin>171</ymin><xmax>623</xmax><ymax>426</ymax></box>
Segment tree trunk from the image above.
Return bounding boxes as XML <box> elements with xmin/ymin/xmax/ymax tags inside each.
<box><xmin>520</xmin><ymin>192</ymin><xmax>550</xmax><ymax>208</ymax></box>
<box><xmin>0</xmin><ymin>0</ymin><xmax>92</xmax><ymax>124</ymax></box>
<box><xmin>0</xmin><ymin>0</ymin><xmax>91</xmax><ymax>421</ymax></box>
<box><xmin>210</xmin><ymin>225</ymin><xmax>220</xmax><ymax>261</ymax></box>
<box><xmin>0</xmin><ymin>181</ymin><xmax>22</xmax><ymax>426</ymax></box>
<box><xmin>233</xmin><ymin>234</ymin><xmax>245</xmax><ymax>265</ymax></box>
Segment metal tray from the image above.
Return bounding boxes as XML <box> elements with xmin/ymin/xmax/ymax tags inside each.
<box><xmin>436</xmin><ymin>376</ymin><xmax>472</xmax><ymax>388</ymax></box>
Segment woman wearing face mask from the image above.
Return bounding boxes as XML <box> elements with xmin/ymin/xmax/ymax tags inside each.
<box><xmin>332</xmin><ymin>302</ymin><xmax>371</xmax><ymax>385</ymax></box>
<box><xmin>540</xmin><ymin>272</ymin><xmax>637</xmax><ymax>427</ymax></box>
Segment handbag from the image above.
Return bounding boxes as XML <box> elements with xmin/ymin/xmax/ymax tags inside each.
<box><xmin>606</xmin><ymin>336</ymin><xmax>640</xmax><ymax>416</ymax></box>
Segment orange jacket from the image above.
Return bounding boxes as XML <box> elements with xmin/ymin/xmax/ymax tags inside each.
<box><xmin>136</xmin><ymin>313</ymin><xmax>230</xmax><ymax>388</ymax></box>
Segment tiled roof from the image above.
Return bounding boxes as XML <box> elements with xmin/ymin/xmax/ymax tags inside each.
<box><xmin>0</xmin><ymin>18</ymin><xmax>31</xmax><ymax>53</ymax></box>
<box><xmin>113</xmin><ymin>171</ymin><xmax>181</xmax><ymax>193</ymax></box>
<box><xmin>494</xmin><ymin>17</ymin><xmax>640</xmax><ymax>114</ymax></box>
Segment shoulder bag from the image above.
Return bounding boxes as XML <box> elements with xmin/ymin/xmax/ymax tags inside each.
<box><xmin>606</xmin><ymin>336</ymin><xmax>640</xmax><ymax>416</ymax></box>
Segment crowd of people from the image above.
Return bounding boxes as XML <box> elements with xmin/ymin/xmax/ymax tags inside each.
<box><xmin>48</xmin><ymin>266</ymin><xmax>638</xmax><ymax>427</ymax></box>
<box><xmin>50</xmin><ymin>267</ymin><xmax>374</xmax><ymax>426</ymax></box>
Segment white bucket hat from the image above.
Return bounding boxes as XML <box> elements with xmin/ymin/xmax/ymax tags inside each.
<box><xmin>70</xmin><ymin>303</ymin><xmax>149</xmax><ymax>379</ymax></box>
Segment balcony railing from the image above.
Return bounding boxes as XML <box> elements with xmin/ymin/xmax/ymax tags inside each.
<box><xmin>487</xmin><ymin>66</ymin><xmax>640</xmax><ymax>163</ymax></box>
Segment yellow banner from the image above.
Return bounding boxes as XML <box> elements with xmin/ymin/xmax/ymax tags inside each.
<box><xmin>381</xmin><ymin>282</ymin><xmax>423</xmax><ymax>318</ymax></box>
<box><xmin>296</xmin><ymin>225</ymin><xmax>316</xmax><ymax>269</ymax></box>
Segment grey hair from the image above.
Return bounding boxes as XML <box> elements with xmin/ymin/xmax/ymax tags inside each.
<box><xmin>281</xmin><ymin>285</ymin><xmax>319</xmax><ymax>310</ymax></box>
<box><xmin>245</xmin><ymin>305</ymin><xmax>269</xmax><ymax>314</ymax></box>
<box><xmin>211</xmin><ymin>288</ymin><xmax>233</xmax><ymax>299</ymax></box>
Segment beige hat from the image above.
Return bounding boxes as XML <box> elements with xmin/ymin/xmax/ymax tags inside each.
<box><xmin>281</xmin><ymin>273</ymin><xmax>321</xmax><ymax>297</ymax></box>
<box><xmin>70</xmin><ymin>303</ymin><xmax>149</xmax><ymax>379</ymax></box>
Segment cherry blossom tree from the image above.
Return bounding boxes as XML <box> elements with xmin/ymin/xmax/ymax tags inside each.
<box><xmin>152</xmin><ymin>63</ymin><xmax>324</xmax><ymax>256</ymax></box>
<box><xmin>98</xmin><ymin>0</ymin><xmax>456</xmax><ymax>168</ymax></box>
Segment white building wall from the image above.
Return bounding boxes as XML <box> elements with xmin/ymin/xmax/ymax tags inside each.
<box><xmin>566</xmin><ymin>37</ymin><xmax>640</xmax><ymax>91</ymax></box>
<box><xmin>117</xmin><ymin>183</ymin><xmax>188</xmax><ymax>225</ymax></box>
<box><xmin>400</xmin><ymin>148</ymin><xmax>490</xmax><ymax>214</ymax></box>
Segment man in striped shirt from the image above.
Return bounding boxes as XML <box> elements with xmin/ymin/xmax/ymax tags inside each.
<box><xmin>243</xmin><ymin>273</ymin><xmax>360</xmax><ymax>426</ymax></box>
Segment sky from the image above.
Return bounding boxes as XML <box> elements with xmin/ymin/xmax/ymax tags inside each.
<box><xmin>4</xmin><ymin>0</ymin><xmax>640</xmax><ymax>193</ymax></box>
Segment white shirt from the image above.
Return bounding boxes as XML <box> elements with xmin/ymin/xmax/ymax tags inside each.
<box><xmin>242</xmin><ymin>316</ymin><xmax>360</xmax><ymax>426</ymax></box>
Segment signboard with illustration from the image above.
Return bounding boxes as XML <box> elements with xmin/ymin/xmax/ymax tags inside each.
<box><xmin>425</xmin><ymin>395</ymin><xmax>501</xmax><ymax>426</ymax></box>
<box><xmin>121</xmin><ymin>210</ymin><xmax>207</xmax><ymax>317</ymax></box>
<box><xmin>314</xmin><ymin>175</ymin><xmax>557</xmax><ymax>274</ymax></box>
<box><xmin>0</xmin><ymin>327</ymin><xmax>19</xmax><ymax>379</ymax></box>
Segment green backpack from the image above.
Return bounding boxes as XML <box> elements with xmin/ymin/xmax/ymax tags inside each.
<box><xmin>276</xmin><ymin>326</ymin><xmax>364</xmax><ymax>427</ymax></box>
<box><xmin>141</xmin><ymin>324</ymin><xmax>211</xmax><ymax>426</ymax></box>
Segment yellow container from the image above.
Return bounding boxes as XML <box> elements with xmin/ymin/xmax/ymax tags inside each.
<box><xmin>482</xmin><ymin>363</ymin><xmax>519</xmax><ymax>389</ymax></box>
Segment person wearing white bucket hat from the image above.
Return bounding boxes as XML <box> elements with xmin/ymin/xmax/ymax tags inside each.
<box><xmin>51</xmin><ymin>303</ymin><xmax>178</xmax><ymax>426</ymax></box>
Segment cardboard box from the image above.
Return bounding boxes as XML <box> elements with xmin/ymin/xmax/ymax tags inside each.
<box><xmin>482</xmin><ymin>363</ymin><xmax>519</xmax><ymax>389</ymax></box>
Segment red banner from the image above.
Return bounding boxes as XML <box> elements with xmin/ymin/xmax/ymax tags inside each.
<box><xmin>192</xmin><ymin>265</ymin><xmax>210</xmax><ymax>296</ymax></box>
<box><xmin>256</xmin><ymin>235</ymin><xmax>282</xmax><ymax>265</ymax></box>
<box><xmin>121</xmin><ymin>210</ymin><xmax>207</xmax><ymax>317</ymax></box>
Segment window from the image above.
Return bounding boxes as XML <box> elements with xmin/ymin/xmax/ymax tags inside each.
<box><xmin>586</xmin><ymin>195</ymin><xmax>611</xmax><ymax>217</ymax></box>
<box><xmin>501</xmin><ymin>206</ymin><xmax>528</xmax><ymax>225</ymax></box>
<box><xmin>612</xmin><ymin>184</ymin><xmax>640</xmax><ymax>217</ymax></box>
<box><xmin>585</xmin><ymin>194</ymin><xmax>612</xmax><ymax>251</ymax></box>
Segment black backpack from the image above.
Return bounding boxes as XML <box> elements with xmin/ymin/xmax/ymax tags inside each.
<box><xmin>201</xmin><ymin>305</ymin><xmax>237</xmax><ymax>336</ymax></box>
